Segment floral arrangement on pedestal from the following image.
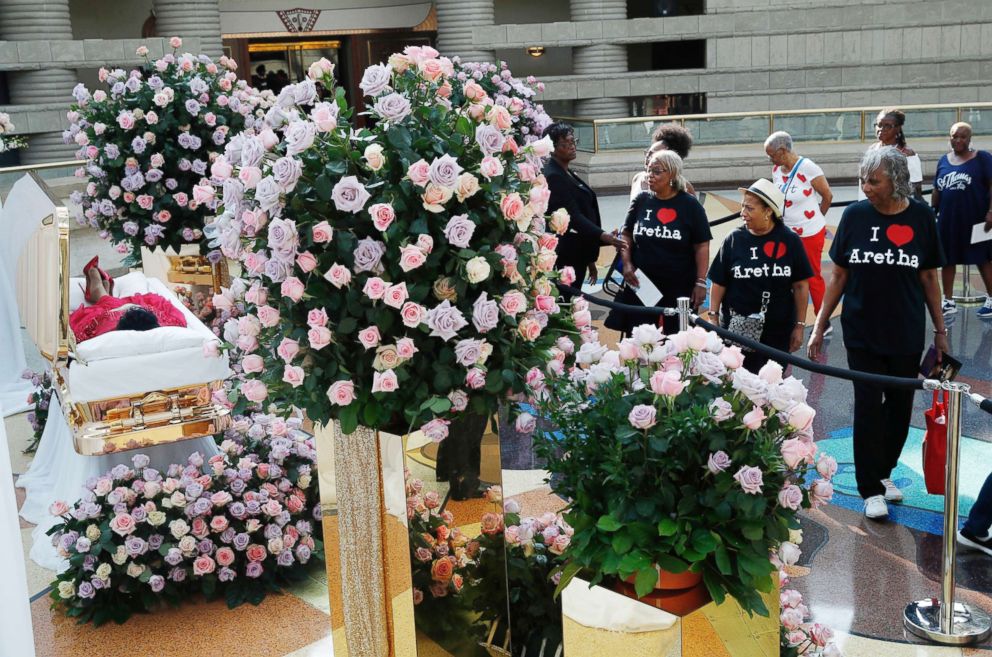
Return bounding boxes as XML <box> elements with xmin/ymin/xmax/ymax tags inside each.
<box><xmin>523</xmin><ymin>324</ymin><xmax>837</xmax><ymax>617</ymax></box>
<box><xmin>405</xmin><ymin>470</ymin><xmax>480</xmax><ymax>634</ymax></box>
<box><xmin>21</xmin><ymin>368</ymin><xmax>53</xmax><ymax>453</ymax></box>
<box><xmin>467</xmin><ymin>494</ymin><xmax>570</xmax><ymax>656</ymax></box>
<box><xmin>0</xmin><ymin>112</ymin><xmax>28</xmax><ymax>152</ymax></box>
<box><xmin>65</xmin><ymin>37</ymin><xmax>272</xmax><ymax>261</ymax></box>
<box><xmin>207</xmin><ymin>46</ymin><xmax>579</xmax><ymax>436</ymax></box>
<box><xmin>48</xmin><ymin>414</ymin><xmax>321</xmax><ymax>625</ymax></box>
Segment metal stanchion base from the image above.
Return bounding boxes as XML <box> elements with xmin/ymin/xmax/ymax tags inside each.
<box><xmin>950</xmin><ymin>294</ymin><xmax>985</xmax><ymax>304</ymax></box>
<box><xmin>904</xmin><ymin>600</ymin><xmax>992</xmax><ymax>645</ymax></box>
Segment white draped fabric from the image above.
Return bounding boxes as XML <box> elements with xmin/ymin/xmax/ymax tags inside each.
<box><xmin>17</xmin><ymin>397</ymin><xmax>221</xmax><ymax>571</ymax></box>
<box><xmin>0</xmin><ymin>175</ymin><xmax>59</xmax><ymax>417</ymax></box>
<box><xmin>0</xmin><ymin>403</ymin><xmax>37</xmax><ymax>657</ymax></box>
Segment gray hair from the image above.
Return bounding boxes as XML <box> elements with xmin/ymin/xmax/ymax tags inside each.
<box><xmin>764</xmin><ymin>131</ymin><xmax>793</xmax><ymax>152</ymax></box>
<box><xmin>859</xmin><ymin>146</ymin><xmax>912</xmax><ymax>201</ymax></box>
<box><xmin>647</xmin><ymin>149</ymin><xmax>688</xmax><ymax>193</ymax></box>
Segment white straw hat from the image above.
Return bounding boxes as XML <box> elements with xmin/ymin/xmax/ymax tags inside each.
<box><xmin>738</xmin><ymin>179</ymin><xmax>785</xmax><ymax>218</ymax></box>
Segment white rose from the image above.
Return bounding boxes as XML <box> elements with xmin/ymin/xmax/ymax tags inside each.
<box><xmin>127</xmin><ymin>562</ymin><xmax>146</xmax><ymax>578</ymax></box>
<box><xmin>768</xmin><ymin>376</ymin><xmax>808</xmax><ymax>412</ymax></box>
<box><xmin>96</xmin><ymin>563</ymin><xmax>112</xmax><ymax>580</ymax></box>
<box><xmin>364</xmin><ymin>144</ymin><xmax>386</xmax><ymax>171</ymax></box>
<box><xmin>58</xmin><ymin>581</ymin><xmax>76</xmax><ymax>598</ymax></box>
<box><xmin>465</xmin><ymin>256</ymin><xmax>491</xmax><ymax>284</ymax></box>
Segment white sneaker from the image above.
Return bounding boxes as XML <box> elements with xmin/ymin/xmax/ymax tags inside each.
<box><xmin>864</xmin><ymin>495</ymin><xmax>889</xmax><ymax>519</ymax></box>
<box><xmin>823</xmin><ymin>325</ymin><xmax>833</xmax><ymax>337</ymax></box>
<box><xmin>881</xmin><ymin>478</ymin><xmax>903</xmax><ymax>503</ymax></box>
<box><xmin>942</xmin><ymin>298</ymin><xmax>958</xmax><ymax>315</ymax></box>
<box><xmin>977</xmin><ymin>296</ymin><xmax>992</xmax><ymax>320</ymax></box>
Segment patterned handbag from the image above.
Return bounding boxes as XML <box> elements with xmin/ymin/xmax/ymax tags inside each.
<box><xmin>726</xmin><ymin>291</ymin><xmax>770</xmax><ymax>351</ymax></box>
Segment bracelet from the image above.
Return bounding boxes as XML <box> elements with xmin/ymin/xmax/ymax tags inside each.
<box><xmin>795</xmin><ymin>321</ymin><xmax>806</xmax><ymax>327</ymax></box>
<box><xmin>694</xmin><ymin>281</ymin><xmax>707</xmax><ymax>288</ymax></box>
<box><xmin>934</xmin><ymin>328</ymin><xmax>947</xmax><ymax>335</ymax></box>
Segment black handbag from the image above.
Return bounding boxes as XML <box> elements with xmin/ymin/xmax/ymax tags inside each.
<box><xmin>726</xmin><ymin>291</ymin><xmax>769</xmax><ymax>351</ymax></box>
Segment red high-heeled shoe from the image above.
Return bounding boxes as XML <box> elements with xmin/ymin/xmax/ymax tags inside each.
<box><xmin>81</xmin><ymin>256</ymin><xmax>100</xmax><ymax>303</ymax></box>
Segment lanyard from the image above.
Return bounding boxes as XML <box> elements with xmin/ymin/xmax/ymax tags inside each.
<box><xmin>780</xmin><ymin>157</ymin><xmax>806</xmax><ymax>202</ymax></box>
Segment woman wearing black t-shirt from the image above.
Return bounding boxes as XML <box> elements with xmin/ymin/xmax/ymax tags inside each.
<box><xmin>707</xmin><ymin>179</ymin><xmax>813</xmax><ymax>373</ymax></box>
<box><xmin>808</xmin><ymin>147</ymin><xmax>948</xmax><ymax>521</ymax></box>
<box><xmin>616</xmin><ymin>150</ymin><xmax>712</xmax><ymax>335</ymax></box>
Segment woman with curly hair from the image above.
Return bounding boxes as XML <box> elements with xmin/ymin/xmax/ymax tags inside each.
<box><xmin>629</xmin><ymin>123</ymin><xmax>696</xmax><ymax>199</ymax></box>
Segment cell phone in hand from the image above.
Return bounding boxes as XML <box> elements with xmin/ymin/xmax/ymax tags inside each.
<box><xmin>920</xmin><ymin>346</ymin><xmax>962</xmax><ymax>381</ymax></box>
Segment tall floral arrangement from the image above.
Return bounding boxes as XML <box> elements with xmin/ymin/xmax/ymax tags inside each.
<box><xmin>452</xmin><ymin>60</ymin><xmax>551</xmax><ymax>146</ymax></box>
<box><xmin>208</xmin><ymin>46</ymin><xmax>578</xmax><ymax>436</ymax></box>
<box><xmin>48</xmin><ymin>415</ymin><xmax>321</xmax><ymax>625</ymax></box>
<box><xmin>21</xmin><ymin>368</ymin><xmax>53</xmax><ymax>453</ymax></box>
<box><xmin>65</xmin><ymin>38</ymin><xmax>272</xmax><ymax>261</ymax></box>
<box><xmin>525</xmin><ymin>324</ymin><xmax>836</xmax><ymax>617</ymax></box>
<box><xmin>0</xmin><ymin>112</ymin><xmax>28</xmax><ymax>152</ymax></box>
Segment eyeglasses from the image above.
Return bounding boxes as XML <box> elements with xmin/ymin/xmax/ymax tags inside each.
<box><xmin>875</xmin><ymin>123</ymin><xmax>897</xmax><ymax>130</ymax></box>
<box><xmin>646</xmin><ymin>167</ymin><xmax>669</xmax><ymax>176</ymax></box>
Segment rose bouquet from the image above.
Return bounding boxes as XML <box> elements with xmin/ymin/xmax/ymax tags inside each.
<box><xmin>21</xmin><ymin>367</ymin><xmax>53</xmax><ymax>453</ymax></box>
<box><xmin>206</xmin><ymin>45</ymin><xmax>576</xmax><ymax>437</ymax></box>
<box><xmin>525</xmin><ymin>324</ymin><xmax>836</xmax><ymax>617</ymax></box>
<box><xmin>452</xmin><ymin>60</ymin><xmax>551</xmax><ymax>147</ymax></box>
<box><xmin>778</xmin><ymin>527</ymin><xmax>841</xmax><ymax>656</ymax></box>
<box><xmin>0</xmin><ymin>112</ymin><xmax>28</xmax><ymax>152</ymax></box>
<box><xmin>48</xmin><ymin>418</ymin><xmax>322</xmax><ymax>625</ymax></box>
<box><xmin>405</xmin><ymin>470</ymin><xmax>479</xmax><ymax>634</ymax></box>
<box><xmin>65</xmin><ymin>37</ymin><xmax>272</xmax><ymax>261</ymax></box>
<box><xmin>466</xmin><ymin>496</ymin><xmax>570</xmax><ymax>656</ymax></box>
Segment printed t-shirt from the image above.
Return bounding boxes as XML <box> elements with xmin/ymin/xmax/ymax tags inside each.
<box><xmin>933</xmin><ymin>150</ymin><xmax>992</xmax><ymax>265</ymax></box>
<box><xmin>829</xmin><ymin>199</ymin><xmax>945</xmax><ymax>355</ymax></box>
<box><xmin>624</xmin><ymin>190</ymin><xmax>712</xmax><ymax>292</ymax></box>
<box><xmin>773</xmin><ymin>158</ymin><xmax>826</xmax><ymax>237</ymax></box>
<box><xmin>708</xmin><ymin>223</ymin><xmax>814</xmax><ymax>333</ymax></box>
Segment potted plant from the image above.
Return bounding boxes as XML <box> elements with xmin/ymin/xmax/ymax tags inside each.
<box><xmin>525</xmin><ymin>324</ymin><xmax>837</xmax><ymax>617</ymax></box>
<box><xmin>65</xmin><ymin>38</ymin><xmax>271</xmax><ymax>264</ymax></box>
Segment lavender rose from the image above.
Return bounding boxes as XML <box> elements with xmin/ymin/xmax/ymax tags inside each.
<box><xmin>331</xmin><ymin>176</ymin><xmax>371</xmax><ymax>214</ymax></box>
<box><xmin>628</xmin><ymin>404</ymin><xmax>657</xmax><ymax>430</ymax></box>
<box><xmin>706</xmin><ymin>451</ymin><xmax>731</xmax><ymax>474</ymax></box>
<box><xmin>240</xmin><ymin>137</ymin><xmax>265</xmax><ymax>167</ymax></box>
<box><xmin>254</xmin><ymin>176</ymin><xmax>283</xmax><ymax>215</ymax></box>
<box><xmin>425</xmin><ymin>300</ymin><xmax>468</xmax><ymax>341</ymax></box>
<box><xmin>373</xmin><ymin>92</ymin><xmax>412</xmax><ymax>123</ymax></box>
<box><xmin>443</xmin><ymin>214</ymin><xmax>476</xmax><ymax>248</ymax></box>
<box><xmin>360</xmin><ymin>64</ymin><xmax>392</xmax><ymax>97</ymax></box>
<box><xmin>271</xmin><ymin>156</ymin><xmax>303</xmax><ymax>192</ymax></box>
<box><xmin>454</xmin><ymin>338</ymin><xmax>484</xmax><ymax>366</ymax></box>
<box><xmin>352</xmin><ymin>237</ymin><xmax>386</xmax><ymax>274</ymax></box>
<box><xmin>475</xmin><ymin>123</ymin><xmax>504</xmax><ymax>155</ymax></box>
<box><xmin>428</xmin><ymin>154</ymin><xmax>462</xmax><ymax>189</ymax></box>
<box><xmin>284</xmin><ymin>120</ymin><xmax>317</xmax><ymax>156</ymax></box>
<box><xmin>267</xmin><ymin>218</ymin><xmax>299</xmax><ymax>261</ymax></box>
<box><xmin>708</xmin><ymin>398</ymin><xmax>734</xmax><ymax>423</ymax></box>
<box><xmin>733</xmin><ymin>465</ymin><xmax>764</xmax><ymax>494</ymax></box>
<box><xmin>472</xmin><ymin>292</ymin><xmax>499</xmax><ymax>333</ymax></box>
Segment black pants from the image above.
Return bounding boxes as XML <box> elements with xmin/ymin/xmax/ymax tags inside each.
<box><xmin>435</xmin><ymin>412</ymin><xmax>488</xmax><ymax>498</ymax></box>
<box><xmin>964</xmin><ymin>471</ymin><xmax>992</xmax><ymax>537</ymax></box>
<box><xmin>741</xmin><ymin>328</ymin><xmax>791</xmax><ymax>374</ymax></box>
<box><xmin>847</xmin><ymin>348</ymin><xmax>921</xmax><ymax>499</ymax></box>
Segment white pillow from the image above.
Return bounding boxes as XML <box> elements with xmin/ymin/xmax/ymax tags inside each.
<box><xmin>70</xmin><ymin>271</ymin><xmax>151</xmax><ymax>310</ymax></box>
<box><xmin>75</xmin><ymin>325</ymin><xmax>207</xmax><ymax>362</ymax></box>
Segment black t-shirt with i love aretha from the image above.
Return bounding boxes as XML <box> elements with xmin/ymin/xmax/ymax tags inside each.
<box><xmin>624</xmin><ymin>191</ymin><xmax>712</xmax><ymax>289</ymax></box>
<box><xmin>708</xmin><ymin>223</ymin><xmax>814</xmax><ymax>332</ymax></box>
<box><xmin>830</xmin><ymin>199</ymin><xmax>945</xmax><ymax>355</ymax></box>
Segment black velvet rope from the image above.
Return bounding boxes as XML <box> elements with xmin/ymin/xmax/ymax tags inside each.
<box><xmin>556</xmin><ymin>282</ymin><xmax>679</xmax><ymax>316</ymax></box>
<box><xmin>979</xmin><ymin>397</ymin><xmax>992</xmax><ymax>415</ymax></box>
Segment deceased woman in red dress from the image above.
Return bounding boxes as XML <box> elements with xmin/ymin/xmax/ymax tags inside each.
<box><xmin>69</xmin><ymin>256</ymin><xmax>187</xmax><ymax>342</ymax></box>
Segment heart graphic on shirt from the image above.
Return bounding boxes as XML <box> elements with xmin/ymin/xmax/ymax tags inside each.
<box><xmin>656</xmin><ymin>208</ymin><xmax>678</xmax><ymax>224</ymax></box>
<box><xmin>797</xmin><ymin>173</ymin><xmax>807</xmax><ymax>183</ymax></box>
<box><xmin>795</xmin><ymin>227</ymin><xmax>804</xmax><ymax>236</ymax></box>
<box><xmin>886</xmin><ymin>224</ymin><xmax>914</xmax><ymax>247</ymax></box>
<box><xmin>763</xmin><ymin>241</ymin><xmax>787</xmax><ymax>259</ymax></box>
<box><xmin>785</xmin><ymin>200</ymin><xmax>793</xmax><ymax>208</ymax></box>
<box><xmin>803</xmin><ymin>188</ymin><xmax>813</xmax><ymax>197</ymax></box>
<box><xmin>804</xmin><ymin>210</ymin><xmax>815</xmax><ymax>219</ymax></box>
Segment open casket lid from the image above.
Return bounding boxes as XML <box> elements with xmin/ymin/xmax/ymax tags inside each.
<box><xmin>14</xmin><ymin>172</ymin><xmax>71</xmax><ymax>364</ymax></box>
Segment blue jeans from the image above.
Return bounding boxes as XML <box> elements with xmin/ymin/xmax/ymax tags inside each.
<box><xmin>964</xmin><ymin>472</ymin><xmax>992</xmax><ymax>537</ymax></box>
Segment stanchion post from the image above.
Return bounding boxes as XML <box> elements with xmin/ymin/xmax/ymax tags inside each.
<box><xmin>677</xmin><ymin>297</ymin><xmax>691</xmax><ymax>332</ymax></box>
<box><xmin>904</xmin><ymin>380</ymin><xmax>992</xmax><ymax>645</ymax></box>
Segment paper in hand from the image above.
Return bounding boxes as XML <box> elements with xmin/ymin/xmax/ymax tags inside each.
<box><xmin>970</xmin><ymin>222</ymin><xmax>992</xmax><ymax>245</ymax></box>
<box><xmin>633</xmin><ymin>275</ymin><xmax>664</xmax><ymax>307</ymax></box>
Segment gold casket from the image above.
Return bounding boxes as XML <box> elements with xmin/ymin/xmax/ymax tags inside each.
<box><xmin>13</xmin><ymin>174</ymin><xmax>231</xmax><ymax>455</ymax></box>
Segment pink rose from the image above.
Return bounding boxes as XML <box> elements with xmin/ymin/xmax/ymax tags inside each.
<box><xmin>307</xmin><ymin>308</ymin><xmax>329</xmax><ymax>327</ymax></box>
<box><xmin>296</xmin><ymin>251</ymin><xmax>318</xmax><ymax>273</ymax></box>
<box><xmin>193</xmin><ymin>555</ymin><xmax>216</xmax><ymax>576</ymax></box>
<box><xmin>202</xmin><ymin>340</ymin><xmax>220</xmax><ymax>358</ymax></box>
<box><xmin>560</xmin><ymin>266</ymin><xmax>576</xmax><ymax>286</ymax></box>
<box><xmin>500</xmin><ymin>291</ymin><xmax>526</xmax><ymax>316</ymax></box>
<box><xmin>517</xmin><ymin>317</ymin><xmax>541</xmax><ymax>341</ymax></box>
<box><xmin>49</xmin><ymin>501</ymin><xmax>70</xmax><ymax>516</ymax></box>
<box><xmin>327</xmin><ymin>380</ymin><xmax>355</xmax><ymax>405</ymax></box>
<box><xmin>283</xmin><ymin>365</ymin><xmax>305</xmax><ymax>388</ymax></box>
<box><xmin>548</xmin><ymin>534</ymin><xmax>570</xmax><ymax>555</ymax></box>
<box><xmin>720</xmin><ymin>345</ymin><xmax>745</xmax><ymax>369</ymax></box>
<box><xmin>257</xmin><ymin>305</ymin><xmax>281</xmax><ymax>328</ymax></box>
<box><xmin>276</xmin><ymin>337</ymin><xmax>300</xmax><ymax>363</ymax></box>
<box><xmin>363</xmin><ymin>276</ymin><xmax>387</xmax><ymax>300</ymax></box>
<box><xmin>400</xmin><ymin>301</ymin><xmax>426</xmax><ymax>328</ymax></box>
<box><xmin>237</xmin><ymin>334</ymin><xmax>259</xmax><ymax>353</ymax></box>
<box><xmin>369</xmin><ymin>203</ymin><xmax>396</xmax><ymax>231</ymax></box>
<box><xmin>515</xmin><ymin>412</ymin><xmax>536</xmax><ymax>434</ymax></box>
<box><xmin>358</xmin><ymin>326</ymin><xmax>381</xmax><ymax>349</ymax></box>
<box><xmin>787</xmin><ymin>403</ymin><xmax>815</xmax><ymax>430</ymax></box>
<box><xmin>169</xmin><ymin>36</ymin><xmax>182</xmax><ymax>48</ymax></box>
<box><xmin>810</xmin><ymin>478</ymin><xmax>833</xmax><ymax>507</ymax></box>
<box><xmin>500</xmin><ymin>193</ymin><xmax>526</xmax><ymax>222</ymax></box>
<box><xmin>399</xmin><ymin>244</ymin><xmax>427</xmax><ymax>272</ymax></box>
<box><xmin>650</xmin><ymin>370</ymin><xmax>687</xmax><ymax>397</ymax></box>
<box><xmin>383</xmin><ymin>282</ymin><xmax>408</xmax><ymax>309</ymax></box>
<box><xmin>810</xmin><ymin>623</ymin><xmax>834</xmax><ymax>647</ymax></box>
<box><xmin>280</xmin><ymin>276</ymin><xmax>305</xmax><ymax>302</ymax></box>
<box><xmin>323</xmin><ymin>263</ymin><xmax>352</xmax><ymax>288</ymax></box>
<box><xmin>733</xmin><ymin>466</ymin><xmax>764</xmax><ymax>494</ymax></box>
<box><xmin>210</xmin><ymin>515</ymin><xmax>230</xmax><ymax>533</ymax></box>
<box><xmin>416</xmin><ymin>234</ymin><xmax>434</xmax><ymax>254</ymax></box>
<box><xmin>192</xmin><ymin>184</ymin><xmax>215</xmax><ymax>205</ymax></box>
<box><xmin>406</xmin><ymin>159</ymin><xmax>430</xmax><ymax>186</ymax></box>
<box><xmin>242</xmin><ymin>354</ymin><xmax>264</xmax><ymax>373</ymax></box>
<box><xmin>707</xmin><ymin>451</ymin><xmax>731</xmax><ymax>474</ymax></box>
<box><xmin>464</xmin><ymin>80</ymin><xmax>486</xmax><ymax>102</ymax></box>
<box><xmin>517</xmin><ymin>162</ymin><xmax>537</xmax><ymax>182</ymax></box>
<box><xmin>628</xmin><ymin>404</ymin><xmax>657</xmax><ymax>430</ymax></box>
<box><xmin>242</xmin><ymin>380</ymin><xmax>268</xmax><ymax>403</ymax></box>
<box><xmin>371</xmin><ymin>369</ymin><xmax>399</xmax><ymax>393</ymax></box>
<box><xmin>777</xmin><ymin>484</ymin><xmax>804</xmax><ymax>510</ymax></box>
<box><xmin>742</xmin><ymin>406</ymin><xmax>765</xmax><ymax>430</ymax></box>
<box><xmin>310</xmin><ymin>103</ymin><xmax>338</xmax><ymax>132</ymax></box>
<box><xmin>239</xmin><ymin>166</ymin><xmax>262</xmax><ymax>188</ymax></box>
<box><xmin>109</xmin><ymin>513</ymin><xmax>137</xmax><ymax>536</ymax></box>
<box><xmin>396</xmin><ymin>337</ymin><xmax>418</xmax><ymax>359</ymax></box>
<box><xmin>246</xmin><ymin>545</ymin><xmax>267</xmax><ymax>562</ymax></box>
<box><xmin>216</xmin><ymin>547</ymin><xmax>235</xmax><ymax>567</ymax></box>
<box><xmin>816</xmin><ymin>454</ymin><xmax>838</xmax><ymax>479</ymax></box>
<box><xmin>307</xmin><ymin>326</ymin><xmax>332</xmax><ymax>350</ymax></box>
<box><xmin>779</xmin><ymin>438</ymin><xmax>810</xmax><ymax>469</ymax></box>
<box><xmin>421</xmin><ymin>418</ymin><xmax>450</xmax><ymax>443</ymax></box>
<box><xmin>479</xmin><ymin>156</ymin><xmax>504</xmax><ymax>180</ymax></box>
<box><xmin>465</xmin><ymin>367</ymin><xmax>486</xmax><ymax>389</ymax></box>
<box><xmin>312</xmin><ymin>221</ymin><xmax>333</xmax><ymax>243</ymax></box>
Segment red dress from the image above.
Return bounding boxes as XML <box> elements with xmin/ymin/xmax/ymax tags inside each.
<box><xmin>69</xmin><ymin>293</ymin><xmax>187</xmax><ymax>343</ymax></box>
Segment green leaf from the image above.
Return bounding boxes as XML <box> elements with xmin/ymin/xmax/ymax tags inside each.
<box><xmin>633</xmin><ymin>566</ymin><xmax>659</xmax><ymax>598</ymax></box>
<box><xmin>691</xmin><ymin>530</ymin><xmax>719</xmax><ymax>555</ymax></box>
<box><xmin>715</xmin><ymin>546</ymin><xmax>732</xmax><ymax>575</ymax></box>
<box><xmin>657</xmin><ymin>517</ymin><xmax>678</xmax><ymax>537</ymax></box>
<box><xmin>315</xmin><ymin>174</ymin><xmax>333</xmax><ymax>201</ymax></box>
<box><xmin>596</xmin><ymin>515</ymin><xmax>623</xmax><ymax>532</ymax></box>
<box><xmin>741</xmin><ymin>524</ymin><xmax>764</xmax><ymax>541</ymax></box>
<box><xmin>339</xmin><ymin>404</ymin><xmax>359</xmax><ymax>435</ymax></box>
<box><xmin>702</xmin><ymin>570</ymin><xmax>727</xmax><ymax>606</ymax></box>
<box><xmin>611</xmin><ymin>531</ymin><xmax>634</xmax><ymax>555</ymax></box>
<box><xmin>553</xmin><ymin>561</ymin><xmax>583</xmax><ymax>599</ymax></box>
<box><xmin>654</xmin><ymin>553</ymin><xmax>689</xmax><ymax>573</ymax></box>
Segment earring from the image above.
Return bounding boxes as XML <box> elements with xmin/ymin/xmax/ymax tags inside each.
<box><xmin>670</xmin><ymin>180</ymin><xmax>676</xmax><ymax>188</ymax></box>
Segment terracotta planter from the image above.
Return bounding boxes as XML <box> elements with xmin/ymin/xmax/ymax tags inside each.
<box><xmin>614</xmin><ymin>566</ymin><xmax>711</xmax><ymax>616</ymax></box>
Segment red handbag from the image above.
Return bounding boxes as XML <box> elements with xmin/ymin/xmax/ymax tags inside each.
<box><xmin>922</xmin><ymin>391</ymin><xmax>948</xmax><ymax>495</ymax></box>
